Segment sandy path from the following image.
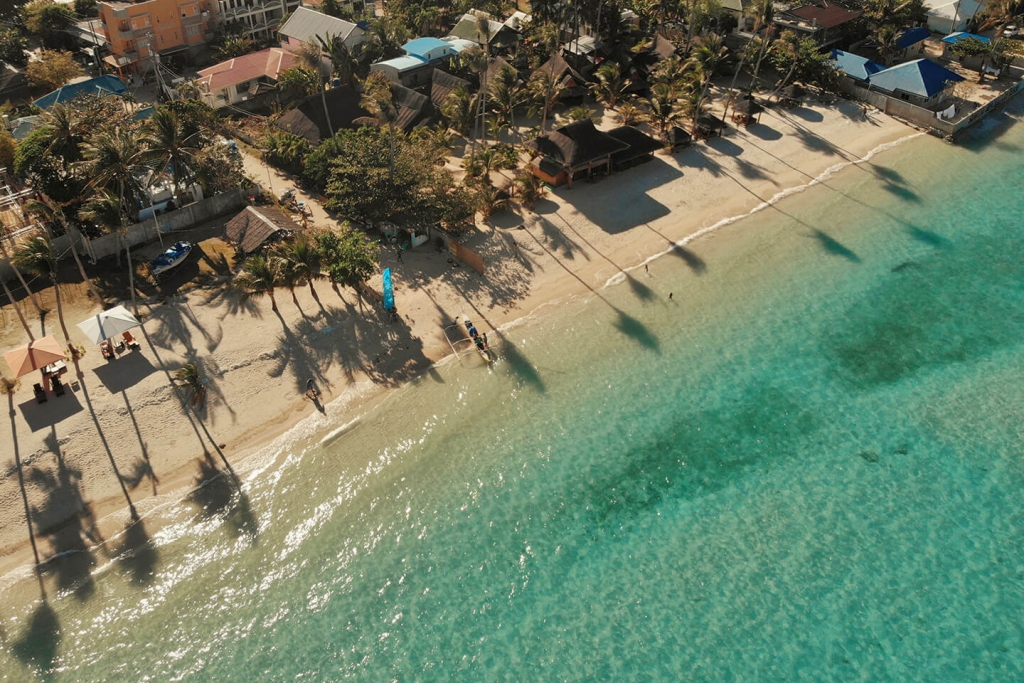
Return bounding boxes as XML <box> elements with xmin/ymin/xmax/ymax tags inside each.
<box><xmin>0</xmin><ymin>97</ymin><xmax>912</xmax><ymax>587</ymax></box>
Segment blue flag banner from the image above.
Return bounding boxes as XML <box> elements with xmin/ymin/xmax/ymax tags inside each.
<box><xmin>382</xmin><ymin>268</ymin><xmax>395</xmax><ymax>311</ymax></box>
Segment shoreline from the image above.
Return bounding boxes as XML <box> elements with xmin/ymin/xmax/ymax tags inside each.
<box><xmin>0</xmin><ymin>99</ymin><xmax>915</xmax><ymax>594</ymax></box>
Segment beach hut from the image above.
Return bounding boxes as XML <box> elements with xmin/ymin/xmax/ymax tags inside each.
<box><xmin>730</xmin><ymin>96</ymin><xmax>763</xmax><ymax>125</ymax></box>
<box><xmin>694</xmin><ymin>114</ymin><xmax>726</xmax><ymax>140</ymax></box>
<box><xmin>607</xmin><ymin>126</ymin><xmax>664</xmax><ymax>170</ymax></box>
<box><xmin>668</xmin><ymin>126</ymin><xmax>692</xmax><ymax>151</ymax></box>
<box><xmin>525</xmin><ymin>119</ymin><xmax>630</xmax><ymax>187</ymax></box>
<box><xmin>225</xmin><ymin>206</ymin><xmax>299</xmax><ymax>256</ymax></box>
<box><xmin>778</xmin><ymin>83</ymin><xmax>805</xmax><ymax>107</ymax></box>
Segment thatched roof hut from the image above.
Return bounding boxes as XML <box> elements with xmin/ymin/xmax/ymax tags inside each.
<box><xmin>225</xmin><ymin>206</ymin><xmax>299</xmax><ymax>255</ymax></box>
<box><xmin>607</xmin><ymin>126</ymin><xmax>663</xmax><ymax>169</ymax></box>
<box><xmin>525</xmin><ymin>119</ymin><xmax>630</xmax><ymax>186</ymax></box>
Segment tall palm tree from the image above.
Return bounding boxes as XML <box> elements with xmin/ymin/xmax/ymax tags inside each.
<box><xmin>40</xmin><ymin>102</ymin><xmax>81</xmax><ymax>174</ymax></box>
<box><xmin>686</xmin><ymin>34</ymin><xmax>728</xmax><ymax>136</ymax></box>
<box><xmin>0</xmin><ymin>234</ymin><xmax>44</xmax><ymax>315</ymax></box>
<box><xmin>528</xmin><ymin>64</ymin><xmax>568</xmax><ymax>132</ymax></box>
<box><xmin>233</xmin><ymin>255</ymin><xmax>282</xmax><ymax>312</ymax></box>
<box><xmin>274</xmin><ymin>237</ymin><xmax>323</xmax><ymax>302</ymax></box>
<box><xmin>142</xmin><ymin>108</ymin><xmax>200</xmax><ymax>201</ymax></box>
<box><xmin>441</xmin><ymin>84</ymin><xmax>478</xmax><ymax>136</ymax></box>
<box><xmin>489</xmin><ymin>64</ymin><xmax>527</xmax><ymax>139</ymax></box>
<box><xmin>358</xmin><ymin>71</ymin><xmax>400</xmax><ymax>186</ymax></box>
<box><xmin>79</xmin><ymin>192</ymin><xmax>139</xmax><ymax>316</ymax></box>
<box><xmin>173</xmin><ymin>362</ymin><xmax>207</xmax><ymax>408</ymax></box>
<box><xmin>80</xmin><ymin>124</ymin><xmax>145</xmax><ymax>214</ymax></box>
<box><xmin>1</xmin><ymin>276</ymin><xmax>34</xmax><ymax>341</ymax></box>
<box><xmin>298</xmin><ymin>39</ymin><xmax>334</xmax><ymax>138</ymax></box>
<box><xmin>319</xmin><ymin>32</ymin><xmax>358</xmax><ymax>87</ymax></box>
<box><xmin>27</xmin><ymin>195</ymin><xmax>103</xmax><ymax>304</ymax></box>
<box><xmin>14</xmin><ymin>233</ymin><xmax>72</xmax><ymax>345</ymax></box>
<box><xmin>590</xmin><ymin>62</ymin><xmax>630</xmax><ymax>109</ymax></box>
<box><xmin>642</xmin><ymin>82</ymin><xmax>686</xmax><ymax>141</ymax></box>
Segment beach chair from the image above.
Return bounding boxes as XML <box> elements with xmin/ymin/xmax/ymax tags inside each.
<box><xmin>33</xmin><ymin>383</ymin><xmax>47</xmax><ymax>404</ymax></box>
<box><xmin>53</xmin><ymin>377</ymin><xmax>65</xmax><ymax>396</ymax></box>
<box><xmin>101</xmin><ymin>341</ymin><xmax>116</xmax><ymax>360</ymax></box>
<box><xmin>123</xmin><ymin>330</ymin><xmax>141</xmax><ymax>350</ymax></box>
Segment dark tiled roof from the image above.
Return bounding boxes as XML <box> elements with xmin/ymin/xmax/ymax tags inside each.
<box><xmin>431</xmin><ymin>69</ymin><xmax>470</xmax><ymax>108</ymax></box>
<box><xmin>789</xmin><ymin>3</ymin><xmax>861</xmax><ymax>29</ymax></box>
<box><xmin>225</xmin><ymin>206</ymin><xmax>296</xmax><ymax>254</ymax></box>
<box><xmin>273</xmin><ymin>84</ymin><xmax>370</xmax><ymax>144</ymax></box>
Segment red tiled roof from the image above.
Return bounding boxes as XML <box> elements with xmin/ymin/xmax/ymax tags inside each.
<box><xmin>197</xmin><ymin>48</ymin><xmax>299</xmax><ymax>92</ymax></box>
<box><xmin>790</xmin><ymin>3</ymin><xmax>861</xmax><ymax>29</ymax></box>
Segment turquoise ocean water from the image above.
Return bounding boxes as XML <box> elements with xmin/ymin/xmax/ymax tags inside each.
<box><xmin>3</xmin><ymin>106</ymin><xmax>1024</xmax><ymax>681</ymax></box>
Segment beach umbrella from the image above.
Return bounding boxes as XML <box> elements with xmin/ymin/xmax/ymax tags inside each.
<box><xmin>77</xmin><ymin>305</ymin><xmax>142</xmax><ymax>345</ymax></box>
<box><xmin>3</xmin><ymin>336</ymin><xmax>65</xmax><ymax>378</ymax></box>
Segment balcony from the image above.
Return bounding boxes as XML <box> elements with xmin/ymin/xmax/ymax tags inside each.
<box><xmin>182</xmin><ymin>13</ymin><xmax>204</xmax><ymax>26</ymax></box>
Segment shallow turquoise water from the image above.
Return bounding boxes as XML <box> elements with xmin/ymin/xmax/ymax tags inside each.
<box><xmin>3</xmin><ymin>107</ymin><xmax>1024</xmax><ymax>681</ymax></box>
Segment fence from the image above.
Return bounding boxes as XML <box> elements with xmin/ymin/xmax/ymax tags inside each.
<box><xmin>0</xmin><ymin>187</ymin><xmax>251</xmax><ymax>282</ymax></box>
<box><xmin>841</xmin><ymin>76</ymin><xmax>1024</xmax><ymax>139</ymax></box>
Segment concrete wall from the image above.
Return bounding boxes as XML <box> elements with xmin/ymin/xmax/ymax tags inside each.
<box><xmin>0</xmin><ymin>188</ymin><xmax>250</xmax><ymax>284</ymax></box>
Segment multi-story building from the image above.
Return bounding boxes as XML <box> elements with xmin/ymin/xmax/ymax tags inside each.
<box><xmin>214</xmin><ymin>0</ymin><xmax>301</xmax><ymax>42</ymax></box>
<box><xmin>98</xmin><ymin>0</ymin><xmax>215</xmax><ymax>74</ymax></box>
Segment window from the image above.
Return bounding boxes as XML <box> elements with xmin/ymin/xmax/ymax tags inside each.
<box><xmin>187</xmin><ymin>26</ymin><xmax>200</xmax><ymax>36</ymax></box>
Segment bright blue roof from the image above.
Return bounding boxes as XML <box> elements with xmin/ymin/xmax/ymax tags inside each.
<box><xmin>402</xmin><ymin>37</ymin><xmax>450</xmax><ymax>57</ymax></box>
<box><xmin>375</xmin><ymin>55</ymin><xmax>428</xmax><ymax>72</ymax></box>
<box><xmin>897</xmin><ymin>26</ymin><xmax>931</xmax><ymax>49</ymax></box>
<box><xmin>868</xmin><ymin>59</ymin><xmax>964</xmax><ymax>98</ymax></box>
<box><xmin>33</xmin><ymin>75</ymin><xmax>127</xmax><ymax>109</ymax></box>
<box><xmin>831</xmin><ymin>49</ymin><xmax>885</xmax><ymax>81</ymax></box>
<box><xmin>941</xmin><ymin>31</ymin><xmax>990</xmax><ymax>44</ymax></box>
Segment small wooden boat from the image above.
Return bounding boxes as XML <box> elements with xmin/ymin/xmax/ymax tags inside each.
<box><xmin>463</xmin><ymin>315</ymin><xmax>492</xmax><ymax>363</ymax></box>
<box><xmin>150</xmin><ymin>241</ymin><xmax>192</xmax><ymax>276</ymax></box>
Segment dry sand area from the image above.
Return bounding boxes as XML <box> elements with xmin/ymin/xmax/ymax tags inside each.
<box><xmin>0</xmin><ymin>97</ymin><xmax>912</xmax><ymax>585</ymax></box>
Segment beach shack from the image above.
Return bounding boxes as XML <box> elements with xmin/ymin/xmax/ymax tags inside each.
<box><xmin>526</xmin><ymin>120</ymin><xmax>630</xmax><ymax>187</ymax></box>
<box><xmin>867</xmin><ymin>59</ymin><xmax>964</xmax><ymax>107</ymax></box>
<box><xmin>694</xmin><ymin>114</ymin><xmax>727</xmax><ymax>139</ymax></box>
<box><xmin>607</xmin><ymin>126</ymin><xmax>663</xmax><ymax>170</ymax></box>
<box><xmin>225</xmin><ymin>206</ymin><xmax>299</xmax><ymax>256</ymax></box>
<box><xmin>730</xmin><ymin>95</ymin><xmax>763</xmax><ymax>125</ymax></box>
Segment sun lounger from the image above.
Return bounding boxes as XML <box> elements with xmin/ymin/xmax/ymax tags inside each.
<box><xmin>122</xmin><ymin>330</ymin><xmax>141</xmax><ymax>350</ymax></box>
<box><xmin>33</xmin><ymin>383</ymin><xmax>47</xmax><ymax>404</ymax></box>
<box><xmin>52</xmin><ymin>377</ymin><xmax>65</xmax><ymax>396</ymax></box>
<box><xmin>101</xmin><ymin>341</ymin><xmax>116</xmax><ymax>360</ymax></box>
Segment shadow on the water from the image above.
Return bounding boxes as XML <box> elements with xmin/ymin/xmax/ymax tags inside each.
<box><xmin>908</xmin><ymin>226</ymin><xmax>950</xmax><ymax>249</ymax></box>
<box><xmin>189</xmin><ymin>455</ymin><xmax>258</xmax><ymax>544</ymax></box>
<box><xmin>499</xmin><ymin>338</ymin><xmax>546</xmax><ymax>394</ymax></box>
<box><xmin>114</xmin><ymin>520</ymin><xmax>159</xmax><ymax>585</ymax></box>
<box><xmin>626</xmin><ymin>274</ymin><xmax>656</xmax><ymax>302</ymax></box>
<box><xmin>614</xmin><ymin>309</ymin><xmax>660</xmax><ymax>351</ymax></box>
<box><xmin>29</xmin><ymin>463</ymin><xmax>99</xmax><ymax>601</ymax></box>
<box><xmin>809</xmin><ymin>229</ymin><xmax>861</xmax><ymax>263</ymax></box>
<box><xmin>12</xmin><ymin>600</ymin><xmax>60</xmax><ymax>677</ymax></box>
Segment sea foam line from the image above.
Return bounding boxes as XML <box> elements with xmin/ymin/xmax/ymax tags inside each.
<box><xmin>605</xmin><ymin>131</ymin><xmax>926</xmax><ymax>288</ymax></box>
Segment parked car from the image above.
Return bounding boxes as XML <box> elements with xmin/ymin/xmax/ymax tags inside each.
<box><xmin>1004</xmin><ymin>24</ymin><xmax>1019</xmax><ymax>37</ymax></box>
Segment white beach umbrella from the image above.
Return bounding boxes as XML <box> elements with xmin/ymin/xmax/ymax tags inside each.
<box><xmin>77</xmin><ymin>305</ymin><xmax>142</xmax><ymax>344</ymax></box>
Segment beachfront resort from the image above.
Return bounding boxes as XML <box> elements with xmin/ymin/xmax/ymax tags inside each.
<box><xmin>1</xmin><ymin>0</ymin><xmax>1023</xmax><ymax>677</ymax></box>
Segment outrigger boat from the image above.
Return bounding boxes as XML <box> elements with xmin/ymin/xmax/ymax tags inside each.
<box><xmin>462</xmin><ymin>315</ymin><xmax>493</xmax><ymax>363</ymax></box>
<box><xmin>150</xmin><ymin>240</ymin><xmax>192</xmax><ymax>277</ymax></box>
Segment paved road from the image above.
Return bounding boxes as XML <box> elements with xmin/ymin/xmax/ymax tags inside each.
<box><xmin>238</xmin><ymin>148</ymin><xmax>336</xmax><ymax>230</ymax></box>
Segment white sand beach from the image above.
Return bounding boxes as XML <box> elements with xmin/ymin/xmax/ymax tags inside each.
<box><xmin>0</xmin><ymin>97</ymin><xmax>912</xmax><ymax>583</ymax></box>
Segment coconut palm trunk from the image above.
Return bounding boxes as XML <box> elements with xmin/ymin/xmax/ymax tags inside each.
<box><xmin>2</xmin><ymin>277</ymin><xmax>34</xmax><ymax>341</ymax></box>
<box><xmin>6</xmin><ymin>381</ymin><xmax>45</xmax><ymax>597</ymax></box>
<box><xmin>120</xmin><ymin>228</ymin><xmax>138</xmax><ymax>317</ymax></box>
<box><xmin>0</xmin><ymin>237</ymin><xmax>44</xmax><ymax>315</ymax></box>
<box><xmin>68</xmin><ymin>227</ymin><xmax>102</xmax><ymax>303</ymax></box>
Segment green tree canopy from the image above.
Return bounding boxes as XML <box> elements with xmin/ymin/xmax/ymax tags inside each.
<box><xmin>26</xmin><ymin>49</ymin><xmax>84</xmax><ymax>91</ymax></box>
<box><xmin>0</xmin><ymin>28</ymin><xmax>28</xmax><ymax>67</ymax></box>
<box><xmin>314</xmin><ymin>228</ymin><xmax>379</xmax><ymax>293</ymax></box>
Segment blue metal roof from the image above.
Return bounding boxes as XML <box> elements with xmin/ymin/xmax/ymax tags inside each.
<box><xmin>896</xmin><ymin>26</ymin><xmax>931</xmax><ymax>49</ymax></box>
<box><xmin>402</xmin><ymin>37</ymin><xmax>450</xmax><ymax>57</ymax></box>
<box><xmin>868</xmin><ymin>59</ymin><xmax>964</xmax><ymax>98</ymax></box>
<box><xmin>941</xmin><ymin>31</ymin><xmax>990</xmax><ymax>44</ymax></box>
<box><xmin>34</xmin><ymin>75</ymin><xmax>127</xmax><ymax>109</ymax></box>
<box><xmin>831</xmin><ymin>49</ymin><xmax>885</xmax><ymax>82</ymax></box>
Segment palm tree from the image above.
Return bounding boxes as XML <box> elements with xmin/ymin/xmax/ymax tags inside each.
<box><xmin>527</xmin><ymin>65</ymin><xmax>568</xmax><ymax>132</ymax></box>
<box><xmin>80</xmin><ymin>124</ymin><xmax>145</xmax><ymax>213</ymax></box>
<box><xmin>686</xmin><ymin>34</ymin><xmax>729</xmax><ymax>136</ymax></box>
<box><xmin>590</xmin><ymin>62</ymin><xmax>630</xmax><ymax>109</ymax></box>
<box><xmin>40</xmin><ymin>102</ymin><xmax>81</xmax><ymax>173</ymax></box>
<box><xmin>79</xmin><ymin>192</ymin><xmax>139</xmax><ymax>316</ymax></box>
<box><xmin>0</xmin><ymin>233</ymin><xmax>44</xmax><ymax>316</ymax></box>
<box><xmin>441</xmin><ymin>84</ymin><xmax>478</xmax><ymax>136</ymax></box>
<box><xmin>233</xmin><ymin>255</ymin><xmax>283</xmax><ymax>312</ymax></box>
<box><xmin>142</xmin><ymin>108</ymin><xmax>200</xmax><ymax>201</ymax></box>
<box><xmin>616</xmin><ymin>100</ymin><xmax>643</xmax><ymax>126</ymax></box>
<box><xmin>489</xmin><ymin>64</ymin><xmax>527</xmax><ymax>139</ymax></box>
<box><xmin>14</xmin><ymin>233</ymin><xmax>72</xmax><ymax>345</ymax></box>
<box><xmin>1</xmin><ymin>276</ymin><xmax>34</xmax><ymax>341</ymax></box>
<box><xmin>173</xmin><ymin>362</ymin><xmax>207</xmax><ymax>409</ymax></box>
<box><xmin>358</xmin><ymin>71</ymin><xmax>400</xmax><ymax>185</ymax></box>
<box><xmin>297</xmin><ymin>40</ymin><xmax>334</xmax><ymax>138</ymax></box>
<box><xmin>26</xmin><ymin>194</ymin><xmax>103</xmax><ymax>304</ymax></box>
<box><xmin>275</xmin><ymin>237</ymin><xmax>323</xmax><ymax>302</ymax></box>
<box><xmin>643</xmin><ymin>83</ymin><xmax>686</xmax><ymax>141</ymax></box>
<box><xmin>319</xmin><ymin>32</ymin><xmax>358</xmax><ymax>87</ymax></box>
<box><xmin>513</xmin><ymin>169</ymin><xmax>546</xmax><ymax>209</ymax></box>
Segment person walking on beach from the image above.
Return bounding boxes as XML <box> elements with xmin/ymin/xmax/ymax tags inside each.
<box><xmin>669</xmin><ymin>292</ymin><xmax>673</xmax><ymax>300</ymax></box>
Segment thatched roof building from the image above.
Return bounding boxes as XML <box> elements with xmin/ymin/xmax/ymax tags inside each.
<box><xmin>225</xmin><ymin>206</ymin><xmax>298</xmax><ymax>255</ymax></box>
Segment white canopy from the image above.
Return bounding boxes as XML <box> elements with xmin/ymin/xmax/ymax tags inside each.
<box><xmin>77</xmin><ymin>305</ymin><xmax>142</xmax><ymax>344</ymax></box>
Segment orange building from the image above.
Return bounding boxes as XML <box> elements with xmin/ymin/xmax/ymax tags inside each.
<box><xmin>99</xmin><ymin>0</ymin><xmax>215</xmax><ymax>74</ymax></box>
